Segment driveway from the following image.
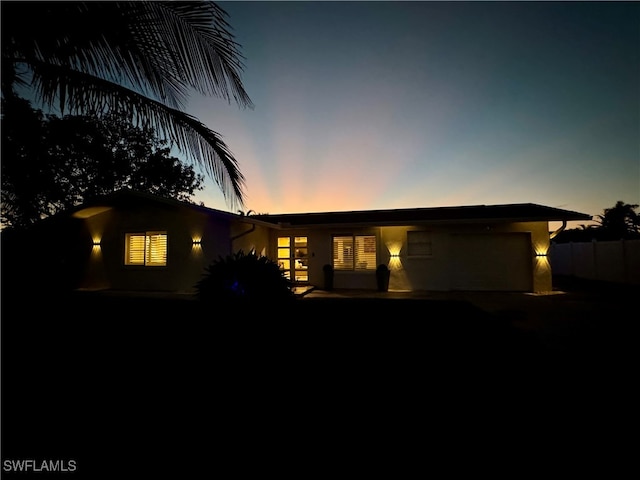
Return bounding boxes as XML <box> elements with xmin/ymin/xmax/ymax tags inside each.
<box><xmin>299</xmin><ymin>275</ymin><xmax>636</xmax><ymax>355</ymax></box>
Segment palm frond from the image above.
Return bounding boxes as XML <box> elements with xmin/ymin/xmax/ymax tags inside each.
<box><xmin>1</xmin><ymin>1</ymin><xmax>253</xmax><ymax>211</ymax></box>
<box><xmin>27</xmin><ymin>60</ymin><xmax>245</xmax><ymax>210</ymax></box>
<box><xmin>141</xmin><ymin>1</ymin><xmax>254</xmax><ymax>107</ymax></box>
<box><xmin>2</xmin><ymin>1</ymin><xmax>253</xmax><ymax>109</ymax></box>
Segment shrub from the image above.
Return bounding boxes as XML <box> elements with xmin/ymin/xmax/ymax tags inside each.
<box><xmin>322</xmin><ymin>264</ymin><xmax>334</xmax><ymax>290</ymax></box>
<box><xmin>194</xmin><ymin>250</ymin><xmax>295</xmax><ymax>304</ymax></box>
<box><xmin>376</xmin><ymin>263</ymin><xmax>390</xmax><ymax>292</ymax></box>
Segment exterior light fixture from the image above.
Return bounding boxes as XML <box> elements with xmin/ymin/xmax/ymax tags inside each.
<box><xmin>386</xmin><ymin>242</ymin><xmax>403</xmax><ymax>271</ymax></box>
<box><xmin>192</xmin><ymin>237</ymin><xmax>203</xmax><ymax>254</ymax></box>
<box><xmin>91</xmin><ymin>237</ymin><xmax>102</xmax><ymax>256</ymax></box>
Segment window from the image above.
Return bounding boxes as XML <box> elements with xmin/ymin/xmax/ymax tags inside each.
<box><xmin>277</xmin><ymin>236</ymin><xmax>308</xmax><ymax>282</ymax></box>
<box><xmin>125</xmin><ymin>232</ymin><xmax>167</xmax><ymax>266</ymax></box>
<box><xmin>407</xmin><ymin>230</ymin><xmax>432</xmax><ymax>256</ymax></box>
<box><xmin>333</xmin><ymin>235</ymin><xmax>376</xmax><ymax>270</ymax></box>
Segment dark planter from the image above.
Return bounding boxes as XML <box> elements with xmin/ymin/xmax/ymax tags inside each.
<box><xmin>376</xmin><ymin>264</ymin><xmax>390</xmax><ymax>292</ymax></box>
<box><xmin>323</xmin><ymin>264</ymin><xmax>334</xmax><ymax>291</ymax></box>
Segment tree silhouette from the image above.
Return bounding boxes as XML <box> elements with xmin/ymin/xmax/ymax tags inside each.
<box><xmin>1</xmin><ymin>98</ymin><xmax>205</xmax><ymax>228</ymax></box>
<box><xmin>596</xmin><ymin>201</ymin><xmax>640</xmax><ymax>240</ymax></box>
<box><xmin>552</xmin><ymin>201</ymin><xmax>640</xmax><ymax>243</ymax></box>
<box><xmin>1</xmin><ymin>1</ymin><xmax>252</xmax><ymax>211</ymax></box>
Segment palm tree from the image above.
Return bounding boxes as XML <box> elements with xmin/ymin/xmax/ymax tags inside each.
<box><xmin>596</xmin><ymin>201</ymin><xmax>640</xmax><ymax>239</ymax></box>
<box><xmin>1</xmin><ymin>1</ymin><xmax>253</xmax><ymax>211</ymax></box>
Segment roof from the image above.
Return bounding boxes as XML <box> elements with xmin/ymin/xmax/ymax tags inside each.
<box><xmin>66</xmin><ymin>189</ymin><xmax>592</xmax><ymax>228</ymax></box>
<box><xmin>69</xmin><ymin>188</ymin><xmax>265</xmax><ymax>223</ymax></box>
<box><xmin>71</xmin><ymin>188</ymin><xmax>229</xmax><ymax>216</ymax></box>
<box><xmin>252</xmin><ymin>203</ymin><xmax>592</xmax><ymax>227</ymax></box>
<box><xmin>70</xmin><ymin>188</ymin><xmax>285</xmax><ymax>227</ymax></box>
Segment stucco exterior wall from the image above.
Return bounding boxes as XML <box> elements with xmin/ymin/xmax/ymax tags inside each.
<box><xmin>81</xmin><ymin>203</ymin><xmax>233</xmax><ymax>293</ymax></box>
<box><xmin>387</xmin><ymin>221</ymin><xmax>551</xmax><ymax>292</ymax></box>
<box><xmin>230</xmin><ymin>222</ymin><xmax>271</xmax><ymax>258</ymax></box>
<box><xmin>76</xmin><ymin>197</ymin><xmax>554</xmax><ymax>294</ymax></box>
<box><xmin>267</xmin><ymin>226</ymin><xmax>383</xmax><ymax>290</ymax></box>
<box><xmin>528</xmin><ymin>221</ymin><xmax>554</xmax><ymax>292</ymax></box>
<box><xmin>273</xmin><ymin>220</ymin><xmax>552</xmax><ymax>292</ymax></box>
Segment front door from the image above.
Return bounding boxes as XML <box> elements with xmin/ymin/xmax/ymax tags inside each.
<box><xmin>277</xmin><ymin>236</ymin><xmax>308</xmax><ymax>283</ymax></box>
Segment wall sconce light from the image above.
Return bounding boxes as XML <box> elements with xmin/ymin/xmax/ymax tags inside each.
<box><xmin>192</xmin><ymin>237</ymin><xmax>203</xmax><ymax>254</ymax></box>
<box><xmin>535</xmin><ymin>252</ymin><xmax>547</xmax><ymax>257</ymax></box>
<box><xmin>91</xmin><ymin>237</ymin><xmax>102</xmax><ymax>255</ymax></box>
<box><xmin>386</xmin><ymin>242</ymin><xmax>403</xmax><ymax>271</ymax></box>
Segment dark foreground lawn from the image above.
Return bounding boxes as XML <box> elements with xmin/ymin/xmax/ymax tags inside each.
<box><xmin>1</xmin><ymin>289</ymin><xmax>631</xmax><ymax>477</ymax></box>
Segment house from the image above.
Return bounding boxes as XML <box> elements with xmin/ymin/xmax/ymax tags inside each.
<box><xmin>3</xmin><ymin>189</ymin><xmax>591</xmax><ymax>294</ymax></box>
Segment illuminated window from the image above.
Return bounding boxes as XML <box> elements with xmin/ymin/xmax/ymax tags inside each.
<box><xmin>277</xmin><ymin>236</ymin><xmax>308</xmax><ymax>282</ymax></box>
<box><xmin>333</xmin><ymin>235</ymin><xmax>376</xmax><ymax>270</ymax></box>
<box><xmin>407</xmin><ymin>231</ymin><xmax>432</xmax><ymax>257</ymax></box>
<box><xmin>125</xmin><ymin>232</ymin><xmax>167</xmax><ymax>266</ymax></box>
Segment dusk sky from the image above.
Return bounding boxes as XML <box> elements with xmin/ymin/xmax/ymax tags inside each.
<box><xmin>186</xmin><ymin>1</ymin><xmax>639</xmax><ymax>227</ymax></box>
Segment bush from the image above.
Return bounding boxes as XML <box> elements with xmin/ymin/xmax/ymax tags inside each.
<box><xmin>194</xmin><ymin>250</ymin><xmax>295</xmax><ymax>304</ymax></box>
<box><xmin>376</xmin><ymin>264</ymin><xmax>390</xmax><ymax>292</ymax></box>
<box><xmin>323</xmin><ymin>264</ymin><xmax>334</xmax><ymax>290</ymax></box>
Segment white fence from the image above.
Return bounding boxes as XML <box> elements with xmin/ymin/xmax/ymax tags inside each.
<box><xmin>549</xmin><ymin>239</ymin><xmax>640</xmax><ymax>285</ymax></box>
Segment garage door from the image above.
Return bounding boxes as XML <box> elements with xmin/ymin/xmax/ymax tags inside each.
<box><xmin>450</xmin><ymin>233</ymin><xmax>532</xmax><ymax>291</ymax></box>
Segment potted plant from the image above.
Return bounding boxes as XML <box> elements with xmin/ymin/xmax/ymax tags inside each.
<box><xmin>376</xmin><ymin>263</ymin><xmax>390</xmax><ymax>292</ymax></box>
<box><xmin>323</xmin><ymin>264</ymin><xmax>334</xmax><ymax>291</ymax></box>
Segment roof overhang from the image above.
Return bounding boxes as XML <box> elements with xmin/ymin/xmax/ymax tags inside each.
<box><xmin>72</xmin><ymin>206</ymin><xmax>113</xmax><ymax>219</ymax></box>
<box><xmin>253</xmin><ymin>203</ymin><xmax>593</xmax><ymax>229</ymax></box>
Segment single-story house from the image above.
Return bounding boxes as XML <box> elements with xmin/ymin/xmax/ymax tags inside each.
<box><xmin>3</xmin><ymin>189</ymin><xmax>592</xmax><ymax>294</ymax></box>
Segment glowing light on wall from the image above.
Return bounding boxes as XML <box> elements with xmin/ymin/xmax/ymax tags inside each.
<box><xmin>91</xmin><ymin>236</ymin><xmax>102</xmax><ymax>256</ymax></box>
<box><xmin>533</xmin><ymin>238</ymin><xmax>549</xmax><ymax>257</ymax></box>
<box><xmin>533</xmin><ymin>245</ymin><xmax>551</xmax><ymax>288</ymax></box>
<box><xmin>534</xmin><ymin>254</ymin><xmax>551</xmax><ymax>278</ymax></box>
<box><xmin>192</xmin><ymin>236</ymin><xmax>202</xmax><ymax>254</ymax></box>
<box><xmin>534</xmin><ymin>246</ymin><xmax>549</xmax><ymax>260</ymax></box>
<box><xmin>386</xmin><ymin>241</ymin><xmax>403</xmax><ymax>270</ymax></box>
